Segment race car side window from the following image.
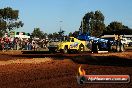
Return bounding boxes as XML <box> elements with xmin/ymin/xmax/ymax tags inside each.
<box><xmin>71</xmin><ymin>38</ymin><xmax>74</xmax><ymax>42</ymax></box>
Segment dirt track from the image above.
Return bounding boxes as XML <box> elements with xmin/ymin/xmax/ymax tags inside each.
<box><xmin>0</xmin><ymin>51</ymin><xmax>132</xmax><ymax>88</ymax></box>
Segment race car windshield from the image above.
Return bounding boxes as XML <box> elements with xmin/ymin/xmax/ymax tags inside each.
<box><xmin>65</xmin><ymin>37</ymin><xmax>70</xmax><ymax>42</ymax></box>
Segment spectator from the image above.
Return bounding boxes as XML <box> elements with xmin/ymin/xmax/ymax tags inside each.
<box><xmin>32</xmin><ymin>40</ymin><xmax>36</xmax><ymax>51</ymax></box>
<box><xmin>0</xmin><ymin>38</ymin><xmax>2</xmax><ymax>50</ymax></box>
<box><xmin>22</xmin><ymin>40</ymin><xmax>26</xmax><ymax>50</ymax></box>
<box><xmin>25</xmin><ymin>39</ymin><xmax>28</xmax><ymax>50</ymax></box>
<box><xmin>10</xmin><ymin>37</ymin><xmax>14</xmax><ymax>50</ymax></box>
<box><xmin>5</xmin><ymin>37</ymin><xmax>9</xmax><ymax>51</ymax></box>
<box><xmin>28</xmin><ymin>42</ymin><xmax>32</xmax><ymax>50</ymax></box>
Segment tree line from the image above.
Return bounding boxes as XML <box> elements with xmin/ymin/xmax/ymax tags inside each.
<box><xmin>0</xmin><ymin>7</ymin><xmax>132</xmax><ymax>39</ymax></box>
<box><xmin>70</xmin><ymin>11</ymin><xmax>132</xmax><ymax>38</ymax></box>
<box><xmin>31</xmin><ymin>28</ymin><xmax>65</xmax><ymax>40</ymax></box>
<box><xmin>33</xmin><ymin>11</ymin><xmax>132</xmax><ymax>39</ymax></box>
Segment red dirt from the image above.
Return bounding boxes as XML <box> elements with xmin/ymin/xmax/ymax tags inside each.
<box><xmin>0</xmin><ymin>51</ymin><xmax>132</xmax><ymax>88</ymax></box>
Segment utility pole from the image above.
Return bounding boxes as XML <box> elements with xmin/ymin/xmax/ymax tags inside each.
<box><xmin>59</xmin><ymin>21</ymin><xmax>63</xmax><ymax>41</ymax></box>
<box><xmin>59</xmin><ymin>21</ymin><xmax>63</xmax><ymax>32</ymax></box>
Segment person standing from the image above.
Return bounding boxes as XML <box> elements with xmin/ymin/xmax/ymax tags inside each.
<box><xmin>0</xmin><ymin>38</ymin><xmax>2</xmax><ymax>50</ymax></box>
<box><xmin>5</xmin><ymin>36</ymin><xmax>9</xmax><ymax>51</ymax></box>
<box><xmin>24</xmin><ymin>39</ymin><xmax>28</xmax><ymax>50</ymax></box>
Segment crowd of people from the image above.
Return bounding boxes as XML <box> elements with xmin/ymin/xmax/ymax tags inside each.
<box><xmin>0</xmin><ymin>36</ymin><xmax>48</xmax><ymax>51</ymax></box>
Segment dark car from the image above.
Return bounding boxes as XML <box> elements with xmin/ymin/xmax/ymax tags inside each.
<box><xmin>128</xmin><ymin>42</ymin><xmax>132</xmax><ymax>47</ymax></box>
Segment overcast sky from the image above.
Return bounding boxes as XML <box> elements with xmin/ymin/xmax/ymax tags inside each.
<box><xmin>0</xmin><ymin>0</ymin><xmax>132</xmax><ymax>34</ymax></box>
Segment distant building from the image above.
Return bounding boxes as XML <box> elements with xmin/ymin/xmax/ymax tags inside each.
<box><xmin>5</xmin><ymin>31</ymin><xmax>30</xmax><ymax>39</ymax></box>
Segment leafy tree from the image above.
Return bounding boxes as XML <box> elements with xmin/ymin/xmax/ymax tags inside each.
<box><xmin>0</xmin><ymin>20</ymin><xmax>6</xmax><ymax>37</ymax></box>
<box><xmin>47</xmin><ymin>29</ymin><xmax>65</xmax><ymax>41</ymax></box>
<box><xmin>68</xmin><ymin>32</ymin><xmax>73</xmax><ymax>37</ymax></box>
<box><xmin>0</xmin><ymin>7</ymin><xmax>24</xmax><ymax>37</ymax></box>
<box><xmin>57</xmin><ymin>29</ymin><xmax>65</xmax><ymax>41</ymax></box>
<box><xmin>72</xmin><ymin>31</ymin><xmax>79</xmax><ymax>38</ymax></box>
<box><xmin>0</xmin><ymin>30</ymin><xmax>5</xmax><ymax>37</ymax></box>
<box><xmin>58</xmin><ymin>29</ymin><xmax>65</xmax><ymax>37</ymax></box>
<box><xmin>106</xmin><ymin>21</ymin><xmax>123</xmax><ymax>32</ymax></box>
<box><xmin>48</xmin><ymin>30</ymin><xmax>65</xmax><ymax>40</ymax></box>
<box><xmin>44</xmin><ymin>33</ymin><xmax>48</xmax><ymax>38</ymax></box>
<box><xmin>52</xmin><ymin>32</ymin><xmax>59</xmax><ymax>38</ymax></box>
<box><xmin>48</xmin><ymin>33</ymin><xmax>53</xmax><ymax>39</ymax></box>
<box><xmin>32</xmin><ymin>28</ymin><xmax>44</xmax><ymax>39</ymax></box>
<box><xmin>104</xmin><ymin>21</ymin><xmax>132</xmax><ymax>35</ymax></box>
<box><xmin>80</xmin><ymin>10</ymin><xmax>105</xmax><ymax>37</ymax></box>
<box><xmin>0</xmin><ymin>20</ymin><xmax>6</xmax><ymax>31</ymax></box>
